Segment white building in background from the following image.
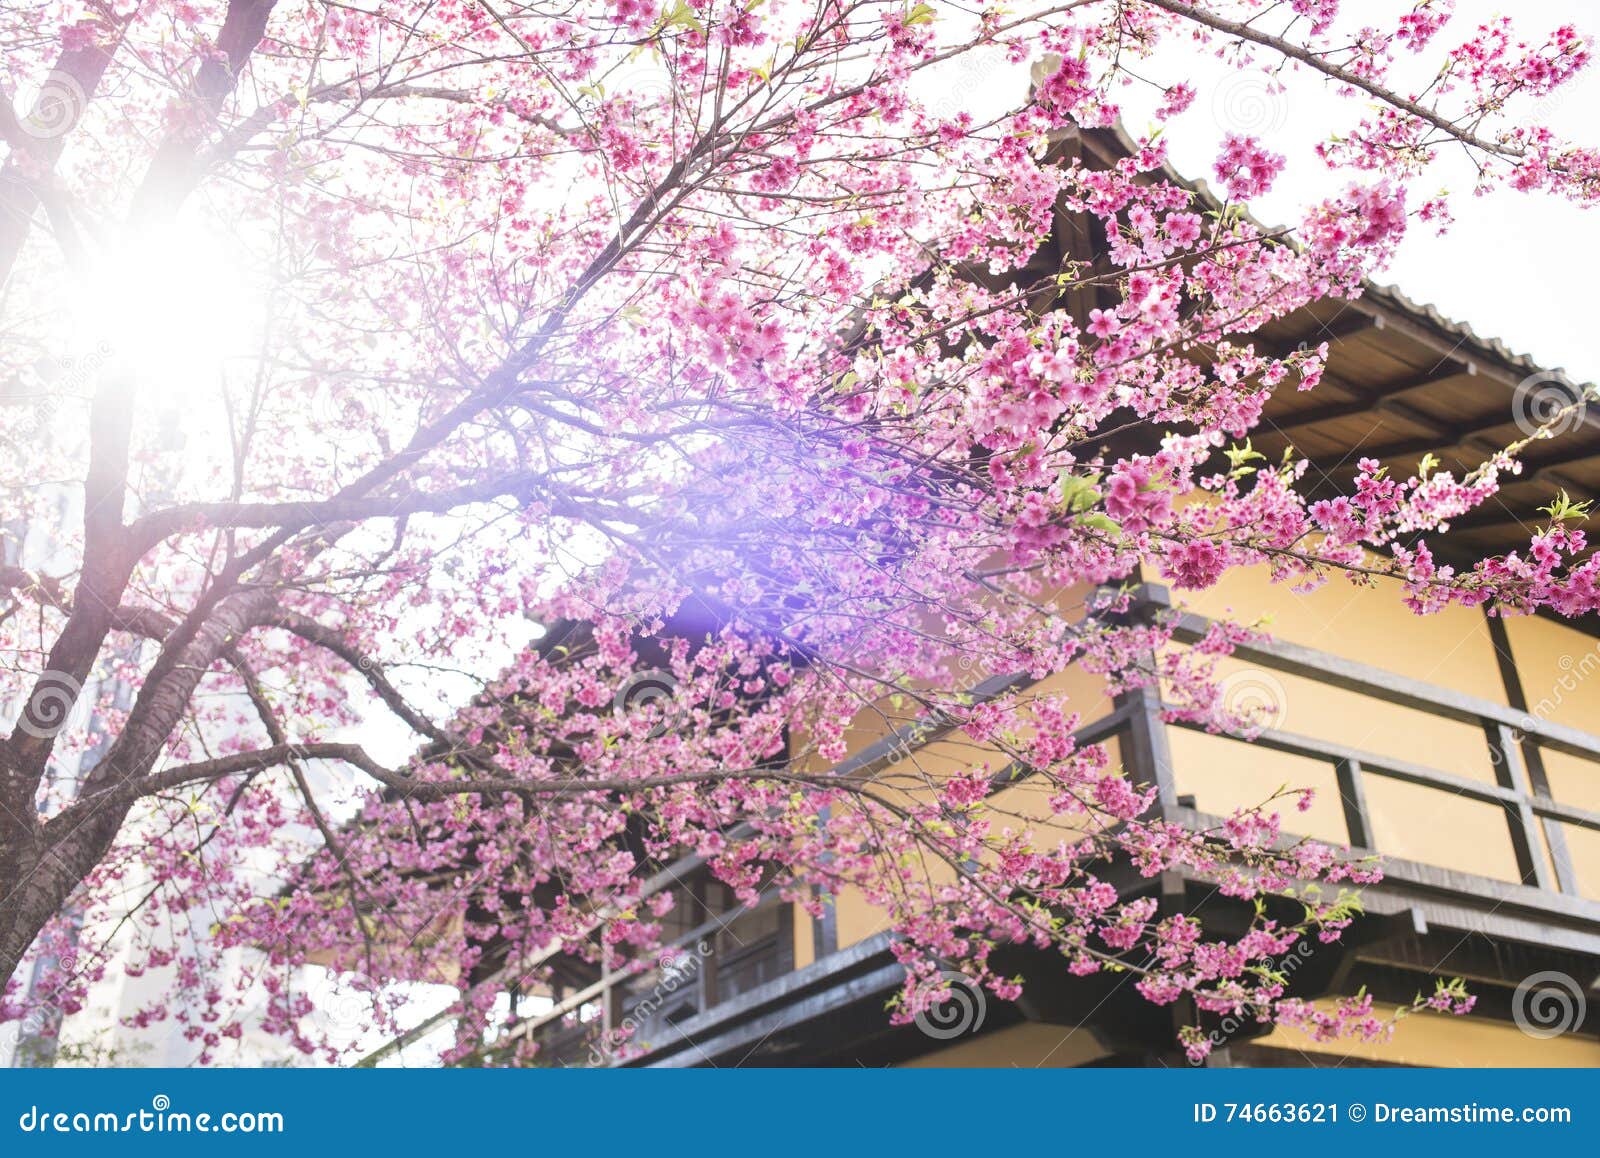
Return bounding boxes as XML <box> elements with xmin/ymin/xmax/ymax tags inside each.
<box><xmin>1</xmin><ymin>333</ymin><xmax>488</xmax><ymax>1068</ymax></box>
<box><xmin>0</xmin><ymin>462</ymin><xmax>410</xmax><ymax>1067</ymax></box>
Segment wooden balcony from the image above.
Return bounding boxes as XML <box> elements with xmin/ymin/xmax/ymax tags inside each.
<box><xmin>1137</xmin><ymin>582</ymin><xmax>1600</xmax><ymax>950</ymax></box>
<box><xmin>504</xmin><ymin>582</ymin><xmax>1600</xmax><ymax>1066</ymax></box>
<box><xmin>494</xmin><ymin>880</ymin><xmax>799</xmax><ymax>1066</ymax></box>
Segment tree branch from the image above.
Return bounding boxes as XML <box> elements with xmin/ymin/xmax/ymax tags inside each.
<box><xmin>1142</xmin><ymin>0</ymin><xmax>1555</xmax><ymax>167</ymax></box>
<box><xmin>123</xmin><ymin>742</ymin><xmax>826</xmax><ymax>803</ymax></box>
<box><xmin>264</xmin><ymin>610</ymin><xmax>453</xmax><ymax>746</ymax></box>
<box><xmin>126</xmin><ymin>470</ymin><xmax>559</xmax><ymax>552</ymax></box>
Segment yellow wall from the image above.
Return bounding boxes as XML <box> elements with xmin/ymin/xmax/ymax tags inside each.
<box><xmin>1256</xmin><ymin>1002</ymin><xmax>1600</xmax><ymax>1068</ymax></box>
<box><xmin>1481</xmin><ymin>614</ymin><xmax>1600</xmax><ymax>899</ymax></box>
<box><xmin>1179</xmin><ymin>653</ymin><xmax>1502</xmax><ymax>785</ymax></box>
<box><xmin>822</xmin><ymin>640</ymin><xmax>1120</xmax><ymax>950</ymax></box>
<box><xmin>1165</xmin><ymin>565</ymin><xmax>1600</xmax><ymax>888</ymax></box>
<box><xmin>896</xmin><ymin>1006</ymin><xmax>1600</xmax><ymax>1068</ymax></box>
<box><xmin>1543</xmin><ymin>750</ymin><xmax>1600</xmax><ymax>813</ymax></box>
<box><xmin>1170</xmin><ymin>566</ymin><xmax>1507</xmax><ymax>785</ymax></box>
<box><xmin>792</xmin><ymin>903</ymin><xmax>815</xmax><ymax>971</ymax></box>
<box><xmin>1175</xmin><ymin>565</ymin><xmax>1506</xmax><ymax>701</ymax></box>
<box><xmin>816</xmin><ymin>556</ymin><xmax>1600</xmax><ymax>924</ymax></box>
<box><xmin>1361</xmin><ymin>776</ymin><xmax>1523</xmax><ymax>882</ymax></box>
<box><xmin>1503</xmin><ymin>614</ymin><xmax>1600</xmax><ymax>737</ymax></box>
<box><xmin>985</xmin><ymin>737</ymin><xmax>1124</xmax><ymax>853</ymax></box>
<box><xmin>835</xmin><ymin>885</ymin><xmax>891</xmax><ymax>950</ymax></box>
<box><xmin>1168</xmin><ymin>728</ymin><xmax>1348</xmax><ymax>842</ymax></box>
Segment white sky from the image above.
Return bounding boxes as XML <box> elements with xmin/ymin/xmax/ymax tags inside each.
<box><xmin>1115</xmin><ymin>0</ymin><xmax>1600</xmax><ymax>384</ymax></box>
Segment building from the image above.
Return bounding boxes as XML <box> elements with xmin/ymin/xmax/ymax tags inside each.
<box><xmin>1</xmin><ymin>472</ymin><xmax>368</xmax><ymax>1067</ymax></box>
<box><xmin>467</xmin><ymin>125</ymin><xmax>1600</xmax><ymax>1069</ymax></box>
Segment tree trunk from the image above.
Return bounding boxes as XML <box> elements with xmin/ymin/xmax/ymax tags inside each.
<box><xmin>0</xmin><ymin>766</ymin><xmax>132</xmax><ymax>993</ymax></box>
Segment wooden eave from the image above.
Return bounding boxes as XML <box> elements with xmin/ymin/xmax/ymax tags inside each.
<box><xmin>1061</xmin><ymin>125</ymin><xmax>1599</xmax><ymax>567</ymax></box>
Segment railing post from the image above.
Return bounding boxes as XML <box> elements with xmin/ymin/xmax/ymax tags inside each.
<box><xmin>600</xmin><ymin>961</ymin><xmax>618</xmax><ymax>1047</ymax></box>
<box><xmin>1333</xmin><ymin>757</ymin><xmax>1373</xmax><ymax>851</ymax></box>
<box><xmin>1119</xmin><ymin>683</ymin><xmax>1178</xmax><ymax>814</ymax></box>
<box><xmin>812</xmin><ymin>808</ymin><xmax>840</xmax><ymax>960</ymax></box>
<box><xmin>1483</xmin><ymin>611</ymin><xmax>1578</xmax><ymax>894</ymax></box>
<box><xmin>1113</xmin><ymin>582</ymin><xmax>1178</xmax><ymax>816</ymax></box>
<box><xmin>1520</xmin><ymin>743</ymin><xmax>1579</xmax><ymax>895</ymax></box>
<box><xmin>698</xmin><ymin>935</ymin><xmax>718</xmax><ymax>1013</ymax></box>
<box><xmin>1486</xmin><ymin>722</ymin><xmax>1557</xmax><ymax>892</ymax></box>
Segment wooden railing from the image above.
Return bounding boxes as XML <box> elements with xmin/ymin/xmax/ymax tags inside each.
<box><xmin>515</xmin><ymin>583</ymin><xmax>1600</xmax><ymax>1063</ymax></box>
<box><xmin>1126</xmin><ymin>582</ymin><xmax>1600</xmax><ymax>901</ymax></box>
<box><xmin>507</xmin><ymin>888</ymin><xmax>794</xmax><ymax>1065</ymax></box>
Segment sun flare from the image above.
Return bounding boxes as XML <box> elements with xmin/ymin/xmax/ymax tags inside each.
<box><xmin>71</xmin><ymin>219</ymin><xmax>269</xmax><ymax>410</ymax></box>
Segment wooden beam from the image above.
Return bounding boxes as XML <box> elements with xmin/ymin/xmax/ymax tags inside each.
<box><xmin>1529</xmin><ymin>447</ymin><xmax>1600</xmax><ymax>486</ymax></box>
<box><xmin>1166</xmin><ymin>804</ymin><xmax>1600</xmax><ymax>937</ymax></box>
<box><xmin>1302</xmin><ymin>403</ymin><xmax>1600</xmax><ymax>487</ymax></box>
<box><xmin>1259</xmin><ymin>310</ymin><xmax>1384</xmax><ymax>364</ymax></box>
<box><xmin>1266</xmin><ymin>363</ymin><xmax>1474</xmax><ymax>440</ymax></box>
<box><xmin>1336</xmin><ymin>296</ymin><xmax>1505</xmax><ymax>381</ymax></box>
<box><xmin>1485</xmin><ymin>612</ymin><xmax>1582</xmax><ymax>895</ymax></box>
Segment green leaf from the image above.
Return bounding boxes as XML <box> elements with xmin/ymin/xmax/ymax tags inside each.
<box><xmin>1056</xmin><ymin>469</ymin><xmax>1102</xmax><ymax>514</ymax></box>
<box><xmin>1223</xmin><ymin>438</ymin><xmax>1266</xmax><ymax>480</ymax></box>
<box><xmin>904</xmin><ymin>2</ymin><xmax>937</xmax><ymax>25</ymax></box>
<box><xmin>1540</xmin><ymin>488</ymin><xmax>1593</xmax><ymax>524</ymax></box>
<box><xmin>662</xmin><ymin>0</ymin><xmax>704</xmax><ymax>33</ymax></box>
<box><xmin>1076</xmin><ymin>512</ymin><xmax>1122</xmax><ymax>535</ymax></box>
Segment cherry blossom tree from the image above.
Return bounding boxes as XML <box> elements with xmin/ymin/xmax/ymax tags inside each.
<box><xmin>1</xmin><ymin>0</ymin><xmax>1595</xmax><ymax>1064</ymax></box>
